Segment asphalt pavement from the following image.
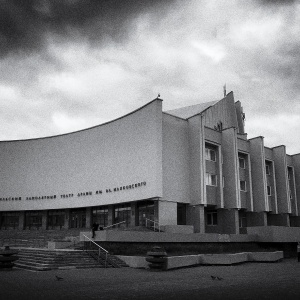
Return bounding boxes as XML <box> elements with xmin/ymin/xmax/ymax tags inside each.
<box><xmin>1</xmin><ymin>258</ymin><xmax>300</xmax><ymax>300</ymax></box>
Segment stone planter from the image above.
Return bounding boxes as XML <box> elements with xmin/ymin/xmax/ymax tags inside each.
<box><xmin>0</xmin><ymin>245</ymin><xmax>19</xmax><ymax>269</ymax></box>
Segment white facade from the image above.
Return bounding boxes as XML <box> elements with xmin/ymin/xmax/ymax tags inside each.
<box><xmin>1</xmin><ymin>92</ymin><xmax>300</xmax><ymax>234</ymax></box>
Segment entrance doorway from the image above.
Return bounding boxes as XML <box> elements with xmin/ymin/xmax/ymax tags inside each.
<box><xmin>70</xmin><ymin>209</ymin><xmax>86</xmax><ymax>228</ymax></box>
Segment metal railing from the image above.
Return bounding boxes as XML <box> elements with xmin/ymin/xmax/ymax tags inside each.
<box><xmin>145</xmin><ymin>218</ymin><xmax>161</xmax><ymax>232</ymax></box>
<box><xmin>82</xmin><ymin>234</ymin><xmax>108</xmax><ymax>268</ymax></box>
<box><xmin>103</xmin><ymin>221</ymin><xmax>126</xmax><ymax>230</ymax></box>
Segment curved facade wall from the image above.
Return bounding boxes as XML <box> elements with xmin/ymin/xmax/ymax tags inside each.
<box><xmin>0</xmin><ymin>99</ymin><xmax>163</xmax><ymax>211</ymax></box>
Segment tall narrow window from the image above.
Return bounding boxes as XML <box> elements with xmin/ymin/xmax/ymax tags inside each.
<box><xmin>205</xmin><ymin>148</ymin><xmax>216</xmax><ymax>162</ymax></box>
<box><xmin>266</xmin><ymin>164</ymin><xmax>270</xmax><ymax>175</ymax></box>
<box><xmin>239</xmin><ymin>157</ymin><xmax>245</xmax><ymax>169</ymax></box>
<box><xmin>206</xmin><ymin>173</ymin><xmax>217</xmax><ymax>186</ymax></box>
<box><xmin>240</xmin><ymin>180</ymin><xmax>247</xmax><ymax>192</ymax></box>
<box><xmin>267</xmin><ymin>186</ymin><xmax>271</xmax><ymax>196</ymax></box>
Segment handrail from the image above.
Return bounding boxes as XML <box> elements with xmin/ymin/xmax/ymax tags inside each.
<box><xmin>82</xmin><ymin>234</ymin><xmax>108</xmax><ymax>267</ymax></box>
<box><xmin>103</xmin><ymin>221</ymin><xmax>126</xmax><ymax>229</ymax></box>
<box><xmin>145</xmin><ymin>218</ymin><xmax>161</xmax><ymax>232</ymax></box>
<box><xmin>82</xmin><ymin>234</ymin><xmax>108</xmax><ymax>253</ymax></box>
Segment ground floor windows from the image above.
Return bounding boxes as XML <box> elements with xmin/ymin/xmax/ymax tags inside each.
<box><xmin>0</xmin><ymin>212</ymin><xmax>19</xmax><ymax>229</ymax></box>
<box><xmin>239</xmin><ymin>216</ymin><xmax>247</xmax><ymax>228</ymax></box>
<box><xmin>138</xmin><ymin>201</ymin><xmax>155</xmax><ymax>227</ymax></box>
<box><xmin>25</xmin><ymin>211</ymin><xmax>42</xmax><ymax>229</ymax></box>
<box><xmin>92</xmin><ymin>206</ymin><xmax>108</xmax><ymax>228</ymax></box>
<box><xmin>114</xmin><ymin>204</ymin><xmax>131</xmax><ymax>227</ymax></box>
<box><xmin>48</xmin><ymin>210</ymin><xmax>65</xmax><ymax>229</ymax></box>
<box><xmin>70</xmin><ymin>208</ymin><xmax>86</xmax><ymax>228</ymax></box>
<box><xmin>177</xmin><ymin>203</ymin><xmax>187</xmax><ymax>225</ymax></box>
<box><xmin>206</xmin><ymin>210</ymin><xmax>218</xmax><ymax>226</ymax></box>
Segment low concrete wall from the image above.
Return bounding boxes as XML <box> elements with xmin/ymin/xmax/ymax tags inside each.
<box><xmin>163</xmin><ymin>225</ymin><xmax>194</xmax><ymax>234</ymax></box>
<box><xmin>117</xmin><ymin>256</ymin><xmax>148</xmax><ymax>269</ymax></box>
<box><xmin>80</xmin><ymin>227</ymin><xmax>300</xmax><ymax>243</ymax></box>
<box><xmin>48</xmin><ymin>241</ymin><xmax>73</xmax><ymax>250</ymax></box>
<box><xmin>199</xmin><ymin>253</ymin><xmax>248</xmax><ymax>265</ymax></box>
<box><xmin>80</xmin><ymin>231</ymin><xmax>257</xmax><ymax>243</ymax></box>
<box><xmin>247</xmin><ymin>226</ymin><xmax>300</xmax><ymax>242</ymax></box>
<box><xmin>247</xmin><ymin>251</ymin><xmax>283</xmax><ymax>262</ymax></box>
<box><xmin>166</xmin><ymin>255</ymin><xmax>199</xmax><ymax>270</ymax></box>
<box><xmin>116</xmin><ymin>251</ymin><xmax>284</xmax><ymax>269</ymax></box>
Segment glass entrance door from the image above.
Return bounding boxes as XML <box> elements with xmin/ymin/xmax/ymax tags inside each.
<box><xmin>70</xmin><ymin>209</ymin><xmax>86</xmax><ymax>228</ymax></box>
<box><xmin>138</xmin><ymin>201</ymin><xmax>154</xmax><ymax>227</ymax></box>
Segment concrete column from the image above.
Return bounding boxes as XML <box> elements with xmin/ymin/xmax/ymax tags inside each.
<box><xmin>249</xmin><ymin>137</ymin><xmax>268</xmax><ymax>212</ymax></box>
<box><xmin>292</xmin><ymin>153</ymin><xmax>300</xmax><ymax>216</ymax></box>
<box><xmin>187</xmin><ymin>205</ymin><xmax>205</xmax><ymax>233</ymax></box>
<box><xmin>18</xmin><ymin>211</ymin><xmax>25</xmax><ymax>230</ymax></box>
<box><xmin>86</xmin><ymin>207</ymin><xmax>92</xmax><ymax>229</ymax></box>
<box><xmin>246</xmin><ymin>212</ymin><xmax>267</xmax><ymax>227</ymax></box>
<box><xmin>154</xmin><ymin>200</ymin><xmax>159</xmax><ymax>222</ymax></box>
<box><xmin>273</xmin><ymin>146</ymin><xmax>290</xmax><ymax>213</ymax></box>
<box><xmin>219</xmin><ymin>209</ymin><xmax>239</xmax><ymax>234</ymax></box>
<box><xmin>158</xmin><ymin>201</ymin><xmax>177</xmax><ymax>226</ymax></box>
<box><xmin>222</xmin><ymin>128</ymin><xmax>240</xmax><ymax>209</ymax></box>
<box><xmin>64</xmin><ymin>209</ymin><xmax>71</xmax><ymax>229</ymax></box>
<box><xmin>268</xmin><ymin>213</ymin><xmax>290</xmax><ymax>226</ymax></box>
<box><xmin>41</xmin><ymin>211</ymin><xmax>47</xmax><ymax>230</ymax></box>
<box><xmin>108</xmin><ymin>205</ymin><xmax>114</xmax><ymax>226</ymax></box>
<box><xmin>130</xmin><ymin>202</ymin><xmax>138</xmax><ymax>227</ymax></box>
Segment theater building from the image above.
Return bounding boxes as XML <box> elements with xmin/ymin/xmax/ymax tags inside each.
<box><xmin>1</xmin><ymin>92</ymin><xmax>300</xmax><ymax>236</ymax></box>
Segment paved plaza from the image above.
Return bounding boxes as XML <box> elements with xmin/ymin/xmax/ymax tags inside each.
<box><xmin>1</xmin><ymin>259</ymin><xmax>300</xmax><ymax>300</ymax></box>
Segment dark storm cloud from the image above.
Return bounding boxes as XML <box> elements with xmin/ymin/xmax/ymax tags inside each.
<box><xmin>0</xmin><ymin>0</ymin><xmax>174</xmax><ymax>57</ymax></box>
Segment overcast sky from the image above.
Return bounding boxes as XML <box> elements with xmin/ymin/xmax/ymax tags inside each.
<box><xmin>1</xmin><ymin>0</ymin><xmax>299</xmax><ymax>154</ymax></box>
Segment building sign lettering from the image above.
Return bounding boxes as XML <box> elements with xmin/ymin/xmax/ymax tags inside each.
<box><xmin>0</xmin><ymin>181</ymin><xmax>147</xmax><ymax>202</ymax></box>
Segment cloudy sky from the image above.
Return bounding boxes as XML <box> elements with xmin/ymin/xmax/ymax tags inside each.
<box><xmin>1</xmin><ymin>0</ymin><xmax>299</xmax><ymax>154</ymax></box>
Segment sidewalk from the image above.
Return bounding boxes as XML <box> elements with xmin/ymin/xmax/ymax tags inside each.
<box><xmin>1</xmin><ymin>258</ymin><xmax>300</xmax><ymax>300</ymax></box>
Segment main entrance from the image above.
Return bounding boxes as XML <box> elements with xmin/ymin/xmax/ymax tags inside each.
<box><xmin>70</xmin><ymin>208</ymin><xmax>86</xmax><ymax>228</ymax></box>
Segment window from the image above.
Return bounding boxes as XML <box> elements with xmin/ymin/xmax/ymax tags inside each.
<box><xmin>92</xmin><ymin>206</ymin><xmax>108</xmax><ymax>228</ymax></box>
<box><xmin>239</xmin><ymin>157</ymin><xmax>245</xmax><ymax>169</ymax></box>
<box><xmin>266</xmin><ymin>164</ymin><xmax>270</xmax><ymax>175</ymax></box>
<box><xmin>267</xmin><ymin>186</ymin><xmax>271</xmax><ymax>196</ymax></box>
<box><xmin>289</xmin><ymin>190</ymin><xmax>293</xmax><ymax>200</ymax></box>
<box><xmin>239</xmin><ymin>216</ymin><xmax>247</xmax><ymax>228</ymax></box>
<box><xmin>205</xmin><ymin>148</ymin><xmax>216</xmax><ymax>162</ymax></box>
<box><xmin>0</xmin><ymin>212</ymin><xmax>19</xmax><ymax>229</ymax></box>
<box><xmin>114</xmin><ymin>204</ymin><xmax>131</xmax><ymax>227</ymax></box>
<box><xmin>240</xmin><ymin>180</ymin><xmax>247</xmax><ymax>192</ymax></box>
<box><xmin>25</xmin><ymin>211</ymin><xmax>43</xmax><ymax>229</ymax></box>
<box><xmin>207</xmin><ymin>211</ymin><xmax>218</xmax><ymax>226</ymax></box>
<box><xmin>206</xmin><ymin>173</ymin><xmax>217</xmax><ymax>186</ymax></box>
<box><xmin>288</xmin><ymin>172</ymin><xmax>292</xmax><ymax>180</ymax></box>
<box><xmin>48</xmin><ymin>210</ymin><xmax>65</xmax><ymax>229</ymax></box>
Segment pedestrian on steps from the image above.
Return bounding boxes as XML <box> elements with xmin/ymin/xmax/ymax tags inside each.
<box><xmin>92</xmin><ymin>222</ymin><xmax>98</xmax><ymax>239</ymax></box>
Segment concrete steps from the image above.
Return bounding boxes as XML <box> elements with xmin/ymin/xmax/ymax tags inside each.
<box><xmin>14</xmin><ymin>249</ymin><xmax>110</xmax><ymax>271</ymax></box>
<box><xmin>0</xmin><ymin>229</ymin><xmax>82</xmax><ymax>248</ymax></box>
<box><xmin>14</xmin><ymin>248</ymin><xmax>128</xmax><ymax>271</ymax></box>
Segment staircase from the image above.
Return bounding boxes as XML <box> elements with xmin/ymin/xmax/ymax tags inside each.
<box><xmin>14</xmin><ymin>248</ymin><xmax>128</xmax><ymax>271</ymax></box>
<box><xmin>0</xmin><ymin>229</ymin><xmax>82</xmax><ymax>248</ymax></box>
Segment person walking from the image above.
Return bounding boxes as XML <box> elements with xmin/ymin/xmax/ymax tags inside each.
<box><xmin>92</xmin><ymin>222</ymin><xmax>98</xmax><ymax>239</ymax></box>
